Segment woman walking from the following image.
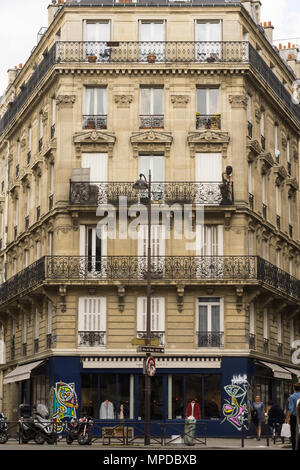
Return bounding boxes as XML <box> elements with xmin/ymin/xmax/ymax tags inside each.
<box><xmin>251</xmin><ymin>395</ymin><xmax>265</xmax><ymax>440</ymax></box>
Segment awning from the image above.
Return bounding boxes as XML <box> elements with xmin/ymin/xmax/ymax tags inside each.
<box><xmin>258</xmin><ymin>361</ymin><xmax>292</xmax><ymax>380</ymax></box>
<box><xmin>3</xmin><ymin>360</ymin><xmax>44</xmax><ymax>385</ymax></box>
<box><xmin>282</xmin><ymin>367</ymin><xmax>300</xmax><ymax>379</ymax></box>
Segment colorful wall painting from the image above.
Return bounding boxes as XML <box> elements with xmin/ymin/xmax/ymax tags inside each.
<box><xmin>50</xmin><ymin>381</ymin><xmax>78</xmax><ymax>433</ymax></box>
<box><xmin>221</xmin><ymin>374</ymin><xmax>251</xmax><ymax>430</ymax></box>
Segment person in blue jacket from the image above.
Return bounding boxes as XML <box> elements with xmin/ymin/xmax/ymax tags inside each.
<box><xmin>286</xmin><ymin>383</ymin><xmax>300</xmax><ymax>451</ymax></box>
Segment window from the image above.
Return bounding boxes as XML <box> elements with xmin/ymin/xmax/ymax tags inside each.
<box><xmin>137</xmin><ymin>297</ymin><xmax>165</xmax><ymax>346</ymax></box>
<box><xmin>47</xmin><ymin>301</ymin><xmax>53</xmax><ymax>344</ymax></box>
<box><xmin>36</xmin><ymin>241</ymin><xmax>41</xmax><ymax>260</ymax></box>
<box><xmin>195</xmin><ymin>153</ymin><xmax>222</xmax><ymax>204</ymax></box>
<box><xmin>260</xmin><ymin>112</ymin><xmax>265</xmax><ymax>149</ymax></box>
<box><xmin>138</xmin><ymin>154</ymin><xmax>164</xmax><ymax>200</ymax></box>
<box><xmin>81</xmin><ymin>152</ymin><xmax>108</xmax><ymax>183</ymax></box>
<box><xmin>263</xmin><ymin>308</ymin><xmax>269</xmax><ymax>353</ymax></box>
<box><xmin>28</xmin><ymin>126</ymin><xmax>32</xmax><ymax>163</ymax></box>
<box><xmin>249</xmin><ymin>302</ymin><xmax>255</xmax><ymax>349</ymax></box>
<box><xmin>274</xmin><ymin>124</ymin><xmax>280</xmax><ymax>162</ymax></box>
<box><xmin>83</xmin><ymin>87</ymin><xmax>107</xmax><ymax>129</ymax></box>
<box><xmin>137</xmin><ymin>224</ymin><xmax>165</xmax><ymax>278</ymax></box>
<box><xmin>140</xmin><ymin>87</ymin><xmax>164</xmax><ymax>128</ymax></box>
<box><xmin>195</xmin><ymin>21</ymin><xmax>221</xmax><ymax>60</ymax></box>
<box><xmin>79</xmin><ymin>225</ymin><xmax>106</xmax><ymax>274</ymax></box>
<box><xmin>25</xmin><ymin>249</ymin><xmax>29</xmax><ymax>268</ymax></box>
<box><xmin>78</xmin><ymin>297</ymin><xmax>107</xmax><ymax>347</ymax></box>
<box><xmin>197</xmin><ymin>297</ymin><xmax>224</xmax><ymax>348</ymax></box>
<box><xmin>247</xmin><ymin>94</ymin><xmax>253</xmax><ymax>137</ymax></box>
<box><xmin>262</xmin><ymin>173</ymin><xmax>267</xmax><ymax>218</ymax></box>
<box><xmin>23</xmin><ymin>313</ymin><xmax>27</xmax><ymax>346</ymax></box>
<box><xmin>196</xmin><ymin>88</ymin><xmax>220</xmax><ymax>130</ymax></box>
<box><xmin>262</xmin><ymin>239</ymin><xmax>268</xmax><ymax>261</ymax></box>
<box><xmin>51</xmin><ymin>97</ymin><xmax>56</xmax><ymax>138</ymax></box>
<box><xmin>249</xmin><ymin>230</ymin><xmax>254</xmax><ymax>256</ymax></box>
<box><xmin>49</xmin><ymin>163</ymin><xmax>54</xmax><ymax>210</ymax></box>
<box><xmin>37</xmin><ymin>175</ymin><xmax>41</xmax><ymax>220</ymax></box>
<box><xmin>248</xmin><ymin>162</ymin><xmax>253</xmax><ymax>207</ymax></box>
<box><xmin>85</xmin><ymin>21</ymin><xmax>110</xmax><ymax>61</ymax></box>
<box><xmin>287</xmin><ymin>139</ymin><xmax>291</xmax><ymax>174</ymax></box>
<box><xmin>196</xmin><ymin>225</ymin><xmax>223</xmax><ymax>256</ymax></box>
<box><xmin>139</xmin><ymin>21</ymin><xmax>165</xmax><ymax>61</ymax></box>
<box><xmin>49</xmin><ymin>231</ymin><xmax>53</xmax><ymax>256</ymax></box>
<box><xmin>25</xmin><ymin>186</ymin><xmax>30</xmax><ymax>228</ymax></box>
<box><xmin>39</xmin><ymin>112</ymin><xmax>43</xmax><ymax>151</ymax></box>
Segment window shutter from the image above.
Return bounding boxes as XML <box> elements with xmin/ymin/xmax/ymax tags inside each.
<box><xmin>137</xmin><ymin>297</ymin><xmax>165</xmax><ymax>332</ymax></box>
<box><xmin>78</xmin><ymin>297</ymin><xmax>106</xmax><ymax>332</ymax></box>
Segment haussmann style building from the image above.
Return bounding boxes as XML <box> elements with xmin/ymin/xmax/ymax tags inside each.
<box><xmin>0</xmin><ymin>0</ymin><xmax>299</xmax><ymax>438</ymax></box>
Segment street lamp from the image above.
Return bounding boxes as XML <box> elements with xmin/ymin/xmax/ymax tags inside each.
<box><xmin>133</xmin><ymin>171</ymin><xmax>152</xmax><ymax>446</ymax></box>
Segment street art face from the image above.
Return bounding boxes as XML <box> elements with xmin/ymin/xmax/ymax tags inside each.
<box><xmin>221</xmin><ymin>375</ymin><xmax>251</xmax><ymax>431</ymax></box>
<box><xmin>50</xmin><ymin>381</ymin><xmax>78</xmax><ymax>433</ymax></box>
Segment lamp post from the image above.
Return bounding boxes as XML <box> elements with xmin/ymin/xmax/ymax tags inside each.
<box><xmin>133</xmin><ymin>171</ymin><xmax>152</xmax><ymax>446</ymax></box>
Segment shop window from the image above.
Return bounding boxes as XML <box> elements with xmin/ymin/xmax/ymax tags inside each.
<box><xmin>204</xmin><ymin>374</ymin><xmax>221</xmax><ymax>419</ymax></box>
<box><xmin>32</xmin><ymin>375</ymin><xmax>49</xmax><ymax>406</ymax></box>
<box><xmin>172</xmin><ymin>375</ymin><xmax>185</xmax><ymax>419</ymax></box>
<box><xmin>81</xmin><ymin>374</ymin><xmax>98</xmax><ymax>418</ymax></box>
<box><xmin>138</xmin><ymin>375</ymin><xmax>163</xmax><ymax>420</ymax></box>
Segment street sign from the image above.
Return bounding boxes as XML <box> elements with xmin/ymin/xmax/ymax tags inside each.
<box><xmin>145</xmin><ymin>356</ymin><xmax>156</xmax><ymax>376</ymax></box>
<box><xmin>131</xmin><ymin>338</ymin><xmax>160</xmax><ymax>346</ymax></box>
<box><xmin>138</xmin><ymin>346</ymin><xmax>165</xmax><ymax>354</ymax></box>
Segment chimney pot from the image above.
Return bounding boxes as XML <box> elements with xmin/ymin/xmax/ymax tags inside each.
<box><xmin>268</xmin><ymin>21</ymin><xmax>272</xmax><ymax>26</ymax></box>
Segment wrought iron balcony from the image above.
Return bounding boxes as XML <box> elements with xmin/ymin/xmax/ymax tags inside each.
<box><xmin>0</xmin><ymin>255</ymin><xmax>299</xmax><ymax>307</ymax></box>
<box><xmin>137</xmin><ymin>331</ymin><xmax>165</xmax><ymax>347</ymax></box>
<box><xmin>78</xmin><ymin>331</ymin><xmax>106</xmax><ymax>347</ymax></box>
<box><xmin>248</xmin><ymin>121</ymin><xmax>253</xmax><ymax>138</ymax></box>
<box><xmin>83</xmin><ymin>115</ymin><xmax>107</xmax><ymax>130</ymax></box>
<box><xmin>249</xmin><ymin>333</ymin><xmax>256</xmax><ymax>350</ymax></box>
<box><xmin>196</xmin><ymin>114</ymin><xmax>221</xmax><ymax>130</ymax></box>
<box><xmin>56</xmin><ymin>40</ymin><xmax>249</xmax><ymax>64</ymax></box>
<box><xmin>139</xmin><ymin>115</ymin><xmax>164</xmax><ymax>129</ymax></box>
<box><xmin>197</xmin><ymin>331</ymin><xmax>224</xmax><ymax>348</ymax></box>
<box><xmin>69</xmin><ymin>180</ymin><xmax>233</xmax><ymax>206</ymax></box>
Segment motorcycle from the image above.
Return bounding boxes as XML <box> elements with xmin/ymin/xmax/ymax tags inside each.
<box><xmin>18</xmin><ymin>403</ymin><xmax>58</xmax><ymax>445</ymax></box>
<box><xmin>0</xmin><ymin>412</ymin><xmax>8</xmax><ymax>444</ymax></box>
<box><xmin>65</xmin><ymin>416</ymin><xmax>93</xmax><ymax>445</ymax></box>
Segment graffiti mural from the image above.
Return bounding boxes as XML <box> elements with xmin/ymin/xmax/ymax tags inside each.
<box><xmin>221</xmin><ymin>374</ymin><xmax>251</xmax><ymax>430</ymax></box>
<box><xmin>50</xmin><ymin>381</ymin><xmax>79</xmax><ymax>433</ymax></box>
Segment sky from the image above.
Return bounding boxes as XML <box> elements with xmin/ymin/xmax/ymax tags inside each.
<box><xmin>0</xmin><ymin>0</ymin><xmax>299</xmax><ymax>95</ymax></box>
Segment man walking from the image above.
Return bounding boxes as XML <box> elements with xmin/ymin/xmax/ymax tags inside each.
<box><xmin>286</xmin><ymin>383</ymin><xmax>300</xmax><ymax>451</ymax></box>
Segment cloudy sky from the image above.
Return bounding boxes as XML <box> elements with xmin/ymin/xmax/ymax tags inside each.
<box><xmin>0</xmin><ymin>0</ymin><xmax>299</xmax><ymax>95</ymax></box>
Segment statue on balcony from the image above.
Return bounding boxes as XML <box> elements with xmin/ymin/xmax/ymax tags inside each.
<box><xmin>219</xmin><ymin>165</ymin><xmax>233</xmax><ymax>205</ymax></box>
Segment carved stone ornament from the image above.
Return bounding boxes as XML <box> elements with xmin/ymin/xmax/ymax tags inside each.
<box><xmin>73</xmin><ymin>131</ymin><xmax>116</xmax><ymax>158</ymax></box>
<box><xmin>259</xmin><ymin>153</ymin><xmax>274</xmax><ymax>174</ymax></box>
<box><xmin>114</xmin><ymin>95</ymin><xmax>133</xmax><ymax>108</ymax></box>
<box><xmin>187</xmin><ymin>131</ymin><xmax>230</xmax><ymax>158</ymax></box>
<box><xmin>56</xmin><ymin>95</ymin><xmax>76</xmax><ymax>108</ymax></box>
<box><xmin>130</xmin><ymin>130</ymin><xmax>173</xmax><ymax>159</ymax></box>
<box><xmin>170</xmin><ymin>95</ymin><xmax>190</xmax><ymax>107</ymax></box>
<box><xmin>274</xmin><ymin>165</ymin><xmax>288</xmax><ymax>185</ymax></box>
<box><xmin>247</xmin><ymin>139</ymin><xmax>262</xmax><ymax>162</ymax></box>
<box><xmin>286</xmin><ymin>177</ymin><xmax>299</xmax><ymax>194</ymax></box>
<box><xmin>228</xmin><ymin>94</ymin><xmax>248</xmax><ymax>109</ymax></box>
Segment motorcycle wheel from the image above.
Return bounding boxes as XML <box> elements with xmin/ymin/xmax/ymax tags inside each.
<box><xmin>77</xmin><ymin>432</ymin><xmax>91</xmax><ymax>445</ymax></box>
<box><xmin>66</xmin><ymin>435</ymin><xmax>73</xmax><ymax>445</ymax></box>
<box><xmin>0</xmin><ymin>431</ymin><xmax>8</xmax><ymax>444</ymax></box>
<box><xmin>34</xmin><ymin>432</ymin><xmax>45</xmax><ymax>445</ymax></box>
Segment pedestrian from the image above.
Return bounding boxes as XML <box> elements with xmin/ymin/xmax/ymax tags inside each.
<box><xmin>285</xmin><ymin>383</ymin><xmax>300</xmax><ymax>451</ymax></box>
<box><xmin>251</xmin><ymin>395</ymin><xmax>265</xmax><ymax>440</ymax></box>
<box><xmin>267</xmin><ymin>401</ymin><xmax>285</xmax><ymax>441</ymax></box>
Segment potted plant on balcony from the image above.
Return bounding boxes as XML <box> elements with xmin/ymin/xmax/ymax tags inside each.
<box><xmin>85</xmin><ymin>120</ymin><xmax>95</xmax><ymax>130</ymax></box>
<box><xmin>87</xmin><ymin>55</ymin><xmax>97</xmax><ymax>63</ymax></box>
<box><xmin>211</xmin><ymin>114</ymin><xmax>221</xmax><ymax>130</ymax></box>
<box><xmin>147</xmin><ymin>52</ymin><xmax>156</xmax><ymax>63</ymax></box>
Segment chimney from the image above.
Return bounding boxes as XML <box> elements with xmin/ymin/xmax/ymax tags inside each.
<box><xmin>241</xmin><ymin>1</ymin><xmax>262</xmax><ymax>25</ymax></box>
<box><xmin>48</xmin><ymin>1</ymin><xmax>60</xmax><ymax>26</ymax></box>
<box><xmin>263</xmin><ymin>21</ymin><xmax>274</xmax><ymax>44</ymax></box>
<box><xmin>7</xmin><ymin>67</ymin><xmax>18</xmax><ymax>87</ymax></box>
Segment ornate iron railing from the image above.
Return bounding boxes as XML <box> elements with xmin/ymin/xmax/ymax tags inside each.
<box><xmin>0</xmin><ymin>256</ymin><xmax>299</xmax><ymax>306</ymax></box>
<box><xmin>196</xmin><ymin>114</ymin><xmax>221</xmax><ymax>130</ymax></box>
<box><xmin>197</xmin><ymin>331</ymin><xmax>224</xmax><ymax>348</ymax></box>
<box><xmin>69</xmin><ymin>180</ymin><xmax>233</xmax><ymax>206</ymax></box>
<box><xmin>78</xmin><ymin>331</ymin><xmax>106</xmax><ymax>347</ymax></box>
<box><xmin>56</xmin><ymin>40</ymin><xmax>249</xmax><ymax>64</ymax></box>
<box><xmin>82</xmin><ymin>115</ymin><xmax>107</xmax><ymax>130</ymax></box>
<box><xmin>139</xmin><ymin>115</ymin><xmax>164</xmax><ymax>129</ymax></box>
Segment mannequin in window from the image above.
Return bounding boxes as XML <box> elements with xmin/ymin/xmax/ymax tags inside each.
<box><xmin>99</xmin><ymin>399</ymin><xmax>114</xmax><ymax>419</ymax></box>
<box><xmin>185</xmin><ymin>398</ymin><xmax>201</xmax><ymax>420</ymax></box>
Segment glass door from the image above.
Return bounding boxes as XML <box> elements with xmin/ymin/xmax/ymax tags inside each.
<box><xmin>139</xmin><ymin>21</ymin><xmax>165</xmax><ymax>62</ymax></box>
<box><xmin>195</xmin><ymin>21</ymin><xmax>221</xmax><ymax>61</ymax></box>
<box><xmin>85</xmin><ymin>21</ymin><xmax>110</xmax><ymax>62</ymax></box>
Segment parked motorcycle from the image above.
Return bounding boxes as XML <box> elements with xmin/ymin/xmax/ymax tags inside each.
<box><xmin>65</xmin><ymin>416</ymin><xmax>93</xmax><ymax>445</ymax></box>
<box><xmin>18</xmin><ymin>403</ymin><xmax>58</xmax><ymax>445</ymax></box>
<box><xmin>0</xmin><ymin>412</ymin><xmax>8</xmax><ymax>444</ymax></box>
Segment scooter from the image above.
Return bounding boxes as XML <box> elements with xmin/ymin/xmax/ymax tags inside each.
<box><xmin>65</xmin><ymin>416</ymin><xmax>93</xmax><ymax>445</ymax></box>
<box><xmin>0</xmin><ymin>412</ymin><xmax>8</xmax><ymax>444</ymax></box>
<box><xmin>18</xmin><ymin>404</ymin><xmax>58</xmax><ymax>445</ymax></box>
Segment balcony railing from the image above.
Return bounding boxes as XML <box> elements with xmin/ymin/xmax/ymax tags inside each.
<box><xmin>69</xmin><ymin>180</ymin><xmax>234</xmax><ymax>206</ymax></box>
<box><xmin>78</xmin><ymin>331</ymin><xmax>106</xmax><ymax>347</ymax></box>
<box><xmin>196</xmin><ymin>114</ymin><xmax>221</xmax><ymax>130</ymax></box>
<box><xmin>83</xmin><ymin>115</ymin><xmax>107</xmax><ymax>130</ymax></box>
<box><xmin>0</xmin><ymin>256</ymin><xmax>299</xmax><ymax>307</ymax></box>
<box><xmin>197</xmin><ymin>331</ymin><xmax>224</xmax><ymax>348</ymax></box>
<box><xmin>139</xmin><ymin>115</ymin><xmax>164</xmax><ymax>129</ymax></box>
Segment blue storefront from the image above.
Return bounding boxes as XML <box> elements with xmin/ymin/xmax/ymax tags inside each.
<box><xmin>23</xmin><ymin>354</ymin><xmax>272</xmax><ymax>437</ymax></box>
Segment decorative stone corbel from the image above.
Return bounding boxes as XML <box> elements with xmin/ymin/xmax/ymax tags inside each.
<box><xmin>118</xmin><ymin>286</ymin><xmax>126</xmax><ymax>312</ymax></box>
<box><xmin>176</xmin><ymin>285</ymin><xmax>185</xmax><ymax>312</ymax></box>
<box><xmin>59</xmin><ymin>285</ymin><xmax>67</xmax><ymax>313</ymax></box>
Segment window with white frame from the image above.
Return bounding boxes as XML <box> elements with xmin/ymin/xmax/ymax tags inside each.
<box><xmin>140</xmin><ymin>87</ymin><xmax>164</xmax><ymax>128</ymax></box>
<box><xmin>79</xmin><ymin>224</ymin><xmax>107</xmax><ymax>275</ymax></box>
<box><xmin>139</xmin><ymin>21</ymin><xmax>165</xmax><ymax>61</ymax></box>
<box><xmin>23</xmin><ymin>313</ymin><xmax>27</xmax><ymax>346</ymax></box>
<box><xmin>78</xmin><ymin>297</ymin><xmax>107</xmax><ymax>347</ymax></box>
<box><xmin>195</xmin><ymin>153</ymin><xmax>222</xmax><ymax>204</ymax></box>
<box><xmin>195</xmin><ymin>20</ymin><xmax>222</xmax><ymax>60</ymax></box>
<box><xmin>249</xmin><ymin>302</ymin><xmax>255</xmax><ymax>349</ymax></box>
<box><xmin>137</xmin><ymin>224</ymin><xmax>165</xmax><ymax>278</ymax></box>
<box><xmin>263</xmin><ymin>308</ymin><xmax>269</xmax><ymax>353</ymax></box>
<box><xmin>85</xmin><ymin>20</ymin><xmax>110</xmax><ymax>60</ymax></box>
<box><xmin>83</xmin><ymin>87</ymin><xmax>107</xmax><ymax>130</ymax></box>
<box><xmin>197</xmin><ymin>297</ymin><xmax>224</xmax><ymax>348</ymax></box>
<box><xmin>137</xmin><ymin>297</ymin><xmax>165</xmax><ymax>346</ymax></box>
<box><xmin>196</xmin><ymin>88</ymin><xmax>220</xmax><ymax>130</ymax></box>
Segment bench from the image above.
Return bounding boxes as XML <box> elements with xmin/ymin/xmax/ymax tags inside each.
<box><xmin>102</xmin><ymin>426</ymin><xmax>134</xmax><ymax>444</ymax></box>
